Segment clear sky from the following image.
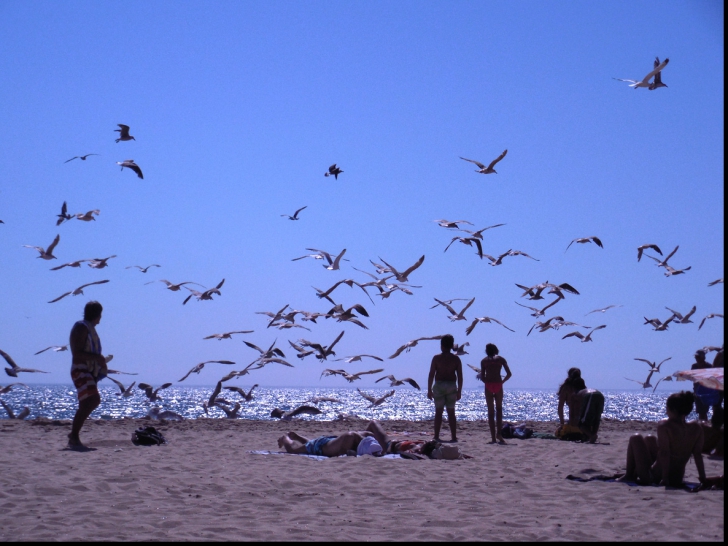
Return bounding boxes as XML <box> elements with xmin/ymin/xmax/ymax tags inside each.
<box><xmin>0</xmin><ymin>1</ymin><xmax>723</xmax><ymax>391</ymax></box>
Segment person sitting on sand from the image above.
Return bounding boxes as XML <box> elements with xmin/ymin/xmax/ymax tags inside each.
<box><xmin>427</xmin><ymin>334</ymin><xmax>463</xmax><ymax>442</ymax></box>
<box><xmin>480</xmin><ymin>343</ymin><xmax>512</xmax><ymax>444</ymax></box>
<box><xmin>68</xmin><ymin>301</ymin><xmax>107</xmax><ymax>450</ymax></box>
<box><xmin>620</xmin><ymin>391</ymin><xmax>706</xmax><ymax>487</ymax></box>
<box><xmin>557</xmin><ymin>367</ymin><xmax>604</xmax><ymax>443</ymax></box>
<box><xmin>700</xmin><ymin>405</ymin><xmax>724</xmax><ymax>458</ymax></box>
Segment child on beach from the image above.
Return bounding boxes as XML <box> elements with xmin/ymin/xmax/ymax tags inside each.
<box><xmin>480</xmin><ymin>343</ymin><xmax>512</xmax><ymax>444</ymax></box>
<box><xmin>620</xmin><ymin>391</ymin><xmax>706</xmax><ymax>487</ymax></box>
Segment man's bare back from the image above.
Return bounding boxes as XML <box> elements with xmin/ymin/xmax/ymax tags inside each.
<box><xmin>431</xmin><ymin>352</ymin><xmax>461</xmax><ymax>382</ymax></box>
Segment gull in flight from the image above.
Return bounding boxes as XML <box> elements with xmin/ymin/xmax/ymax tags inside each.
<box><xmin>326</xmin><ymin>303</ymin><xmax>370</xmax><ymax>329</ymax></box>
<box><xmin>562</xmin><ymin>324</ymin><xmax>607</xmax><ymax>342</ymax></box>
<box><xmin>663</xmin><ymin>264</ymin><xmax>692</xmax><ymax>277</ymax></box>
<box><xmin>126</xmin><ymin>264</ymin><xmax>161</xmax><ymax>273</ymax></box>
<box><xmin>314</xmin><ymin>279</ymin><xmax>374</xmax><ymax>305</ymax></box>
<box><xmin>651</xmin><ymin>376</ymin><xmax>673</xmax><ymax>392</ymax></box>
<box><xmin>637</xmin><ymin>244</ymin><xmax>662</xmax><ymax>262</ymax></box>
<box><xmin>307</xmin><ymin>396</ymin><xmax>343</xmax><ymax>405</ymax></box>
<box><xmin>377</xmin><ymin>255</ymin><xmax>425</xmax><ymax>283</ymax></box>
<box><xmin>0</xmin><ymin>383</ymin><xmax>28</xmax><ymax>395</ymax></box>
<box><xmin>708</xmin><ymin>278</ymin><xmax>723</xmax><ymax>286</ymax></box>
<box><xmin>322</xmin><ymin>249</ymin><xmax>347</xmax><ymax>271</ymax></box>
<box><xmin>64</xmin><ymin>153</ymin><xmax>99</xmax><ymax>163</ymax></box>
<box><xmin>117</xmin><ymin>159</ymin><xmax>143</xmax><ymax>179</ymax></box>
<box><xmin>624</xmin><ymin>369</ymin><xmax>657</xmax><ymax>389</ymax></box>
<box><xmin>1</xmin><ymin>349</ymin><xmax>50</xmax><ymax>377</ymax></box>
<box><xmin>458</xmin><ymin>223</ymin><xmax>506</xmax><ymax>239</ymax></box>
<box><xmin>295</xmin><ymin>248</ymin><xmax>348</xmax><ymax>270</ymax></box>
<box><xmin>585</xmin><ymin>305</ymin><xmax>623</xmax><ymax>316</ymax></box>
<box><xmin>34</xmin><ymin>345</ymin><xmax>68</xmax><ymax>355</ymax></box>
<box><xmin>214</xmin><ymin>401</ymin><xmax>242</xmax><ymax>419</ymax></box>
<box><xmin>527</xmin><ymin>316</ymin><xmax>586</xmax><ymax>336</ymax></box>
<box><xmin>88</xmin><ymin>255</ymin><xmax>117</xmax><ymax>269</ymax></box>
<box><xmin>444</xmin><ymin>236</ymin><xmax>484</xmax><ymax>259</ymax></box>
<box><xmin>56</xmin><ymin>201</ymin><xmax>73</xmax><ymax>225</ymax></box>
<box><xmin>109</xmin><ymin>377</ymin><xmax>136</xmax><ymax>397</ymax></box>
<box><xmin>114</xmin><ymin>124</ymin><xmax>135</xmax><ymax>142</ymax></box>
<box><xmin>148</xmin><ymin>279</ymin><xmax>205</xmax><ymax>291</ymax></box>
<box><xmin>298</xmin><ymin>330</ymin><xmax>345</xmax><ymax>361</ymax></box>
<box><xmin>467</xmin><ymin>363</ymin><xmax>484</xmax><ymax>382</ymax></box>
<box><xmin>466</xmin><ymin>316</ymin><xmax>515</xmax><ymax>335</ymax></box>
<box><xmin>483</xmin><ymin>249</ymin><xmax>539</xmax><ymax>266</ymax></box>
<box><xmin>334</xmin><ymin>354</ymin><xmax>384</xmax><ymax>364</ymax></box>
<box><xmin>644</xmin><ymin>245</ymin><xmax>691</xmax><ymax>275</ymax></box>
<box><xmin>50</xmin><ymin>259</ymin><xmax>90</xmax><ymax>270</ymax></box>
<box><xmin>430</xmin><ymin>298</ymin><xmax>471</xmax><ymax>310</ymax></box>
<box><xmin>376</xmin><ymin>375</ymin><xmax>421</xmax><ymax>390</ymax></box>
<box><xmin>324</xmin><ymin>164</ymin><xmax>343</xmax><ymax>179</ymax></box>
<box><xmin>23</xmin><ymin>234</ymin><xmax>60</xmax><ymax>260</ymax></box>
<box><xmin>203</xmin><ymin>330</ymin><xmax>253</xmax><ymax>340</ymax></box>
<box><xmin>75</xmin><ymin>209</ymin><xmax>100</xmax><ymax>222</ymax></box>
<box><xmin>666</xmin><ymin>306</ymin><xmax>697</xmax><ymax>324</ymax></box>
<box><xmin>644</xmin><ymin>315</ymin><xmax>675</xmax><ymax>331</ymax></box>
<box><xmin>138</xmin><ymin>382</ymin><xmax>173</xmax><ymax>403</ymax></box>
<box><xmin>649</xmin><ymin>57</ymin><xmax>668</xmax><ymax>90</ymax></box>
<box><xmin>244</xmin><ymin>339</ymin><xmax>286</xmax><ymax>361</ymax></box>
<box><xmin>435</xmin><ymin>219</ymin><xmax>473</xmax><ymax>229</ymax></box>
<box><xmin>48</xmin><ymin>280</ymin><xmax>110</xmax><ymax>303</ymax></box>
<box><xmin>321</xmin><ymin>368</ymin><xmax>384</xmax><ymax>383</ymax></box>
<box><xmin>389</xmin><ymin>335</ymin><xmax>443</xmax><ymax>359</ymax></box>
<box><xmin>223</xmin><ymin>384</ymin><xmax>259</xmax><ymax>402</ymax></box>
<box><xmin>516</xmin><ymin>281</ymin><xmax>580</xmax><ymax>300</ymax></box>
<box><xmin>566</xmin><ymin>236</ymin><xmax>603</xmax><ymax>252</ymax></box>
<box><xmin>433</xmin><ymin>297</ymin><xmax>475</xmax><ymax>322</ymax></box>
<box><xmin>614</xmin><ymin>57</ymin><xmax>669</xmax><ymax>89</ymax></box>
<box><xmin>514</xmin><ymin>298</ymin><xmax>561</xmax><ymax>318</ymax></box>
<box><xmin>281</xmin><ymin>206</ymin><xmax>307</xmax><ymax>220</ymax></box>
<box><xmin>634</xmin><ymin>357</ymin><xmax>672</xmax><ymax>373</ymax></box>
<box><xmin>183</xmin><ymin>278</ymin><xmax>225</xmax><ymax>304</ymax></box>
<box><xmin>459</xmin><ymin>149</ymin><xmax>508</xmax><ymax>174</ymax></box>
<box><xmin>271</xmin><ymin>405</ymin><xmax>322</xmax><ymax>420</ymax></box>
<box><xmin>178</xmin><ymin>360</ymin><xmax>236</xmax><ymax>382</ymax></box>
<box><xmin>0</xmin><ymin>400</ymin><xmax>30</xmax><ymax>420</ymax></box>
<box><xmin>698</xmin><ymin>314</ymin><xmax>723</xmax><ymax>330</ymax></box>
<box><xmin>357</xmin><ymin>388</ymin><xmax>396</xmax><ymax>407</ymax></box>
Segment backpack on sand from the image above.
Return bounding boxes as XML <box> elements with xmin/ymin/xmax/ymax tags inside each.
<box><xmin>132</xmin><ymin>426</ymin><xmax>166</xmax><ymax>446</ymax></box>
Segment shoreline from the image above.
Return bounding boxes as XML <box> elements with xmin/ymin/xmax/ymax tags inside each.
<box><xmin>1</xmin><ymin>417</ymin><xmax>723</xmax><ymax>541</ymax></box>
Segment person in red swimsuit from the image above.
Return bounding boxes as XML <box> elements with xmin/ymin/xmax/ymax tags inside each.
<box><xmin>480</xmin><ymin>343</ymin><xmax>512</xmax><ymax>444</ymax></box>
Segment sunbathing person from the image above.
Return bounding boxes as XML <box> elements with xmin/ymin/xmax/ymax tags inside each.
<box><xmin>620</xmin><ymin>391</ymin><xmax>706</xmax><ymax>487</ymax></box>
<box><xmin>556</xmin><ymin>367</ymin><xmax>604</xmax><ymax>443</ymax></box>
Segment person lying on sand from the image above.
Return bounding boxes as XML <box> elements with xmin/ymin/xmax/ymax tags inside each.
<box><xmin>619</xmin><ymin>391</ymin><xmax>706</xmax><ymax>487</ymax></box>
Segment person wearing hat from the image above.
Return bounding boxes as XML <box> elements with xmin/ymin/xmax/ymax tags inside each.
<box><xmin>691</xmin><ymin>349</ymin><xmax>720</xmax><ymax>420</ymax></box>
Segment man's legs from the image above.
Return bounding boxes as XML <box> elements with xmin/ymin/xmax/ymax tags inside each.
<box><xmin>366</xmin><ymin>420</ymin><xmax>390</xmax><ymax>448</ymax></box>
<box><xmin>288</xmin><ymin>431</ymin><xmax>310</xmax><ymax>444</ymax></box>
<box><xmin>278</xmin><ymin>434</ymin><xmax>309</xmax><ymax>454</ymax></box>
<box><xmin>434</xmin><ymin>407</ymin><xmax>444</xmax><ymax>440</ymax></box>
<box><xmin>446</xmin><ymin>406</ymin><xmax>457</xmax><ymax>442</ymax></box>
<box><xmin>485</xmin><ymin>391</ymin><xmax>496</xmax><ymax>443</ymax></box>
<box><xmin>69</xmin><ymin>393</ymin><xmax>100</xmax><ymax>448</ymax></box>
<box><xmin>494</xmin><ymin>390</ymin><xmax>505</xmax><ymax>444</ymax></box>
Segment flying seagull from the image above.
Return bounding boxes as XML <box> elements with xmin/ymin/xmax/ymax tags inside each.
<box><xmin>320</xmin><ymin>368</ymin><xmax>385</xmax><ymax>383</ymax></box>
<box><xmin>281</xmin><ymin>206</ymin><xmax>307</xmax><ymax>220</ymax></box>
<box><xmin>0</xmin><ymin>400</ymin><xmax>30</xmax><ymax>420</ymax></box>
<box><xmin>117</xmin><ymin>159</ymin><xmax>143</xmax><ymax>179</ymax></box>
<box><xmin>203</xmin><ymin>330</ymin><xmax>254</xmax><ymax>340</ymax></box>
<box><xmin>698</xmin><ymin>314</ymin><xmax>723</xmax><ymax>330</ymax></box>
<box><xmin>223</xmin><ymin>384</ymin><xmax>259</xmax><ymax>402</ymax></box>
<box><xmin>377</xmin><ymin>255</ymin><xmax>425</xmax><ymax>283</ymax></box>
<box><xmin>178</xmin><ymin>360</ymin><xmax>236</xmax><ymax>382</ymax></box>
<box><xmin>637</xmin><ymin>244</ymin><xmax>662</xmax><ymax>262</ymax></box>
<box><xmin>34</xmin><ymin>345</ymin><xmax>68</xmax><ymax>355</ymax></box>
<box><xmin>375</xmin><ymin>375</ymin><xmax>421</xmax><ymax>390</ymax></box>
<box><xmin>648</xmin><ymin>57</ymin><xmax>668</xmax><ymax>90</ymax></box>
<box><xmin>459</xmin><ymin>150</ymin><xmax>508</xmax><ymax>174</ymax></box>
<box><xmin>75</xmin><ymin>209</ymin><xmax>100</xmax><ymax>222</ymax></box>
<box><xmin>356</xmin><ymin>388</ymin><xmax>396</xmax><ymax>407</ymax></box>
<box><xmin>585</xmin><ymin>305</ymin><xmax>623</xmax><ymax>316</ymax></box>
<box><xmin>562</xmin><ymin>324</ymin><xmax>607</xmax><ymax>342</ymax></box>
<box><xmin>64</xmin><ymin>154</ymin><xmax>99</xmax><ymax>163</ymax></box>
<box><xmin>126</xmin><ymin>264</ymin><xmax>161</xmax><ymax>273</ymax></box>
<box><xmin>465</xmin><ymin>316</ymin><xmax>515</xmax><ymax>335</ymax></box>
<box><xmin>48</xmin><ymin>280</ymin><xmax>110</xmax><ymax>303</ymax></box>
<box><xmin>614</xmin><ymin>57</ymin><xmax>669</xmax><ymax>89</ymax></box>
<box><xmin>325</xmin><ymin>164</ymin><xmax>343</xmax><ymax>179</ymax></box>
<box><xmin>1</xmin><ymin>349</ymin><xmax>50</xmax><ymax>377</ymax></box>
<box><xmin>114</xmin><ymin>124</ymin><xmax>135</xmax><ymax>142</ymax></box>
<box><xmin>138</xmin><ymin>382</ymin><xmax>173</xmax><ymax>402</ymax></box>
<box><xmin>566</xmin><ymin>236</ymin><xmax>603</xmax><ymax>252</ymax></box>
<box><xmin>56</xmin><ymin>201</ymin><xmax>73</xmax><ymax>225</ymax></box>
<box><xmin>23</xmin><ymin>234</ymin><xmax>60</xmax><ymax>260</ymax></box>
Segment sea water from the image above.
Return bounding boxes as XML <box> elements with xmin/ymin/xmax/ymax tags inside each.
<box><xmin>0</xmin><ymin>385</ymin><xmax>680</xmax><ymax>422</ymax></box>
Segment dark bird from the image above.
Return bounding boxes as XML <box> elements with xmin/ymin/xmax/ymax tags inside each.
<box><xmin>648</xmin><ymin>57</ymin><xmax>668</xmax><ymax>90</ymax></box>
<box><xmin>356</xmin><ymin>388</ymin><xmax>396</xmax><ymax>407</ymax></box>
<box><xmin>223</xmin><ymin>384</ymin><xmax>259</xmax><ymax>402</ymax></box>
<box><xmin>1</xmin><ymin>349</ymin><xmax>50</xmax><ymax>377</ymax></box>
<box><xmin>126</xmin><ymin>264</ymin><xmax>161</xmax><ymax>273</ymax></box>
<box><xmin>117</xmin><ymin>159</ymin><xmax>143</xmax><ymax>179</ymax></box>
<box><xmin>138</xmin><ymin>382</ymin><xmax>172</xmax><ymax>402</ymax></box>
<box><xmin>562</xmin><ymin>324</ymin><xmax>607</xmax><ymax>342</ymax></box>
<box><xmin>270</xmin><ymin>405</ymin><xmax>322</xmax><ymax>420</ymax></box>
<box><xmin>114</xmin><ymin>124</ymin><xmax>135</xmax><ymax>142</ymax></box>
<box><xmin>64</xmin><ymin>154</ymin><xmax>99</xmax><ymax>163</ymax></box>
<box><xmin>324</xmin><ymin>164</ymin><xmax>343</xmax><ymax>179</ymax></box>
<box><xmin>281</xmin><ymin>206</ymin><xmax>307</xmax><ymax>220</ymax></box>
<box><xmin>178</xmin><ymin>360</ymin><xmax>236</xmax><ymax>382</ymax></box>
<box><xmin>566</xmin><ymin>236</ymin><xmax>603</xmax><ymax>252</ymax></box>
<box><xmin>23</xmin><ymin>234</ymin><xmax>60</xmax><ymax>260</ymax></box>
<box><xmin>375</xmin><ymin>375</ymin><xmax>421</xmax><ymax>390</ymax></box>
<box><xmin>56</xmin><ymin>201</ymin><xmax>73</xmax><ymax>225</ymax></box>
<box><xmin>459</xmin><ymin>149</ymin><xmax>508</xmax><ymax>174</ymax></box>
<box><xmin>637</xmin><ymin>244</ymin><xmax>662</xmax><ymax>262</ymax></box>
<box><xmin>0</xmin><ymin>400</ymin><xmax>30</xmax><ymax>420</ymax></box>
<box><xmin>48</xmin><ymin>280</ymin><xmax>110</xmax><ymax>303</ymax></box>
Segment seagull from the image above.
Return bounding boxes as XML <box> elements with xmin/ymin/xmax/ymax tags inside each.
<box><xmin>698</xmin><ymin>314</ymin><xmax>723</xmax><ymax>330</ymax></box>
<box><xmin>651</xmin><ymin>315</ymin><xmax>676</xmax><ymax>331</ymax></box>
<box><xmin>644</xmin><ymin>245</ymin><xmax>680</xmax><ymax>269</ymax></box>
<box><xmin>243</xmin><ymin>339</ymin><xmax>286</xmax><ymax>361</ymax></box>
<box><xmin>458</xmin><ymin>223</ymin><xmax>506</xmax><ymax>239</ymax></box>
<box><xmin>356</xmin><ymin>388</ymin><xmax>396</xmax><ymax>407</ymax></box>
<box><xmin>49</xmin><ymin>259</ymin><xmax>90</xmax><ymax>271</ymax></box>
<box><xmin>444</xmin><ymin>236</ymin><xmax>484</xmax><ymax>259</ymax></box>
<box><xmin>75</xmin><ymin>209</ymin><xmax>100</xmax><ymax>222</ymax></box>
<box><xmin>23</xmin><ymin>234</ymin><xmax>60</xmax><ymax>260</ymax></box>
<box><xmin>326</xmin><ymin>303</ymin><xmax>370</xmax><ymax>329</ymax></box>
<box><xmin>48</xmin><ymin>280</ymin><xmax>110</xmax><ymax>303</ymax></box>
<box><xmin>314</xmin><ymin>279</ymin><xmax>373</xmax><ymax>304</ymax></box>
<box><xmin>376</xmin><ymin>375</ymin><xmax>421</xmax><ymax>390</ymax></box>
<box><xmin>377</xmin><ymin>255</ymin><xmax>425</xmax><ymax>283</ymax></box>
<box><xmin>433</xmin><ymin>297</ymin><xmax>475</xmax><ymax>322</ymax></box>
<box><xmin>634</xmin><ymin>357</ymin><xmax>672</xmax><ymax>373</ymax></box>
<box><xmin>298</xmin><ymin>330</ymin><xmax>345</xmax><ymax>361</ymax></box>
<box><xmin>149</xmin><ymin>279</ymin><xmax>205</xmax><ymax>291</ymax></box>
<box><xmin>178</xmin><ymin>360</ymin><xmax>236</xmax><ymax>382</ymax></box>
<box><xmin>334</xmin><ymin>354</ymin><xmax>384</xmax><ymax>364</ymax></box>
<box><xmin>64</xmin><ymin>154</ymin><xmax>99</xmax><ymax>163</ymax></box>
<box><xmin>665</xmin><ymin>306</ymin><xmax>697</xmax><ymax>324</ymax></box>
<box><xmin>322</xmin><ymin>249</ymin><xmax>347</xmax><ymax>271</ymax></box>
<box><xmin>435</xmin><ymin>219</ymin><xmax>474</xmax><ymax>229</ymax></box>
<box><xmin>1</xmin><ymin>349</ymin><xmax>50</xmax><ymax>377</ymax></box>
<box><xmin>117</xmin><ymin>159</ymin><xmax>143</xmax><ymax>179</ymax></box>
<box><xmin>0</xmin><ymin>383</ymin><xmax>28</xmax><ymax>395</ymax></box>
<box><xmin>651</xmin><ymin>376</ymin><xmax>673</xmax><ymax>392</ymax></box>
<box><xmin>467</xmin><ymin>363</ymin><xmax>484</xmax><ymax>382</ymax></box>
<box><xmin>0</xmin><ymin>400</ymin><xmax>30</xmax><ymax>420</ymax></box>
<box><xmin>648</xmin><ymin>57</ymin><xmax>669</xmax><ymax>90</ymax></box>
<box><xmin>624</xmin><ymin>369</ymin><xmax>657</xmax><ymax>389</ymax></box>
<box><xmin>565</xmin><ymin>236</ymin><xmax>603</xmax><ymax>252</ymax></box>
<box><xmin>527</xmin><ymin>316</ymin><xmax>581</xmax><ymax>336</ymax></box>
<box><xmin>223</xmin><ymin>384</ymin><xmax>259</xmax><ymax>402</ymax></box>
<box><xmin>34</xmin><ymin>345</ymin><xmax>68</xmax><ymax>355</ymax></box>
<box><xmin>88</xmin><ymin>255</ymin><xmax>117</xmax><ymax>269</ymax></box>
<box><xmin>183</xmin><ymin>278</ymin><xmax>225</xmax><ymax>304</ymax></box>
<box><xmin>114</xmin><ymin>124</ymin><xmax>135</xmax><ymax>142</ymax></box>
<box><xmin>214</xmin><ymin>401</ymin><xmax>242</xmax><ymax>419</ymax></box>
<box><xmin>430</xmin><ymin>298</ymin><xmax>471</xmax><ymax>310</ymax></box>
<box><xmin>109</xmin><ymin>377</ymin><xmax>136</xmax><ymax>397</ymax></box>
<box><xmin>324</xmin><ymin>164</ymin><xmax>343</xmax><ymax>179</ymax></box>
<box><xmin>459</xmin><ymin>150</ymin><xmax>508</xmax><ymax>174</ymax></box>
<box><xmin>138</xmin><ymin>382</ymin><xmax>172</xmax><ymax>402</ymax></box>
<box><xmin>203</xmin><ymin>330</ymin><xmax>254</xmax><ymax>340</ymax></box>
<box><xmin>270</xmin><ymin>405</ymin><xmax>322</xmax><ymax>420</ymax></box>
<box><xmin>663</xmin><ymin>264</ymin><xmax>692</xmax><ymax>277</ymax></box>
<box><xmin>466</xmin><ymin>316</ymin><xmax>515</xmax><ymax>335</ymax></box>
<box><xmin>637</xmin><ymin>244</ymin><xmax>662</xmax><ymax>262</ymax></box>
<box><xmin>614</xmin><ymin>57</ymin><xmax>669</xmax><ymax>89</ymax></box>
<box><xmin>514</xmin><ymin>298</ymin><xmax>561</xmax><ymax>318</ymax></box>
<box><xmin>452</xmin><ymin>342</ymin><xmax>470</xmax><ymax>356</ymax></box>
<box><xmin>389</xmin><ymin>335</ymin><xmax>443</xmax><ymax>359</ymax></box>
<box><xmin>708</xmin><ymin>278</ymin><xmax>723</xmax><ymax>286</ymax></box>
<box><xmin>562</xmin><ymin>324</ymin><xmax>607</xmax><ymax>342</ymax></box>
<box><xmin>56</xmin><ymin>201</ymin><xmax>73</xmax><ymax>225</ymax></box>
<box><xmin>297</xmin><ymin>248</ymin><xmax>348</xmax><ymax>270</ymax></box>
<box><xmin>321</xmin><ymin>368</ymin><xmax>384</xmax><ymax>383</ymax></box>
<box><xmin>281</xmin><ymin>206</ymin><xmax>307</xmax><ymax>220</ymax></box>
<box><xmin>126</xmin><ymin>264</ymin><xmax>161</xmax><ymax>273</ymax></box>
<box><xmin>147</xmin><ymin>406</ymin><xmax>185</xmax><ymax>421</ymax></box>
<box><xmin>307</xmin><ymin>396</ymin><xmax>343</xmax><ymax>405</ymax></box>
<box><xmin>585</xmin><ymin>305</ymin><xmax>623</xmax><ymax>316</ymax></box>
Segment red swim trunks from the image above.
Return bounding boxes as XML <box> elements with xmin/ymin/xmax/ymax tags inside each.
<box><xmin>485</xmin><ymin>382</ymin><xmax>502</xmax><ymax>395</ymax></box>
<box><xmin>71</xmin><ymin>368</ymin><xmax>99</xmax><ymax>402</ymax></box>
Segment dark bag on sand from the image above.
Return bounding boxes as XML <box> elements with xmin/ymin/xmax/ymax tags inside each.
<box><xmin>132</xmin><ymin>426</ymin><xmax>166</xmax><ymax>446</ymax></box>
<box><xmin>501</xmin><ymin>423</ymin><xmax>534</xmax><ymax>439</ymax></box>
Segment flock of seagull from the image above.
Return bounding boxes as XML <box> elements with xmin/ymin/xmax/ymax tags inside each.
<box><xmin>0</xmin><ymin>57</ymin><xmax>724</xmax><ymax>420</ymax></box>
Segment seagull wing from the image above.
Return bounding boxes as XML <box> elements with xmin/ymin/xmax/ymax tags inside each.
<box><xmin>459</xmin><ymin>157</ymin><xmax>486</xmax><ymax>169</ymax></box>
<box><xmin>356</xmin><ymin>388</ymin><xmax>377</xmax><ymax>403</ymax></box>
<box><xmin>400</xmin><ymin>255</ymin><xmax>425</xmax><ymax>279</ymax></box>
<box><xmin>487</xmin><ymin>149</ymin><xmax>507</xmax><ymax>170</ymax></box>
<box><xmin>287</xmin><ymin>405</ymin><xmax>322</xmax><ymax>418</ymax></box>
<box><xmin>47</xmin><ymin>234</ymin><xmax>61</xmax><ymax>255</ymax></box>
<box><xmin>48</xmin><ymin>291</ymin><xmax>72</xmax><ymax>303</ymax></box>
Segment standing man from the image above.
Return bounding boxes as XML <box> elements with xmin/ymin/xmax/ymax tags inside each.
<box><xmin>68</xmin><ymin>301</ymin><xmax>106</xmax><ymax>450</ymax></box>
<box><xmin>427</xmin><ymin>334</ymin><xmax>463</xmax><ymax>442</ymax></box>
<box><xmin>691</xmin><ymin>349</ymin><xmax>719</xmax><ymax>421</ymax></box>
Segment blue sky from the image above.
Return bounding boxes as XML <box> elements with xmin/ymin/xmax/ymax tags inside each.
<box><xmin>0</xmin><ymin>1</ymin><xmax>723</xmax><ymax>392</ymax></box>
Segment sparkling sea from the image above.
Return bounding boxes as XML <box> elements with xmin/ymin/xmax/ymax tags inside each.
<box><xmin>0</xmin><ymin>384</ymin><xmax>683</xmax><ymax>422</ymax></box>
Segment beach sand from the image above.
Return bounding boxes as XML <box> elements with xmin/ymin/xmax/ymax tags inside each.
<box><xmin>0</xmin><ymin>417</ymin><xmax>723</xmax><ymax>541</ymax></box>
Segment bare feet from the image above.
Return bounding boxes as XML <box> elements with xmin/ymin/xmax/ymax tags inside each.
<box><xmin>277</xmin><ymin>435</ymin><xmax>289</xmax><ymax>449</ymax></box>
<box><xmin>496</xmin><ymin>434</ymin><xmax>507</xmax><ymax>445</ymax></box>
<box><xmin>66</xmin><ymin>433</ymin><xmax>95</xmax><ymax>452</ymax></box>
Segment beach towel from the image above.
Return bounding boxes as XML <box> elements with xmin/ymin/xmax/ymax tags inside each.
<box><xmin>565</xmin><ymin>473</ymin><xmax>706</xmax><ymax>492</ymax></box>
<box><xmin>247</xmin><ymin>450</ymin><xmax>403</xmax><ymax>460</ymax></box>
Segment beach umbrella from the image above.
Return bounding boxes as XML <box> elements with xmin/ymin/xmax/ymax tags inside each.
<box><xmin>672</xmin><ymin>368</ymin><xmax>724</xmax><ymax>391</ymax></box>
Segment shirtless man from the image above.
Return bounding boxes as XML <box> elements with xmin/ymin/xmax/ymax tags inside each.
<box><xmin>480</xmin><ymin>343</ymin><xmax>512</xmax><ymax>444</ymax></box>
<box><xmin>68</xmin><ymin>301</ymin><xmax>107</xmax><ymax>450</ymax></box>
<box><xmin>277</xmin><ymin>420</ymin><xmax>389</xmax><ymax>457</ymax></box>
<box><xmin>620</xmin><ymin>391</ymin><xmax>706</xmax><ymax>487</ymax></box>
<box><xmin>427</xmin><ymin>334</ymin><xmax>463</xmax><ymax>442</ymax></box>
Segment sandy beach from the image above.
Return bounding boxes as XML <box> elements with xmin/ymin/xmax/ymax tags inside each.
<box><xmin>0</xmin><ymin>417</ymin><xmax>723</xmax><ymax>542</ymax></box>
